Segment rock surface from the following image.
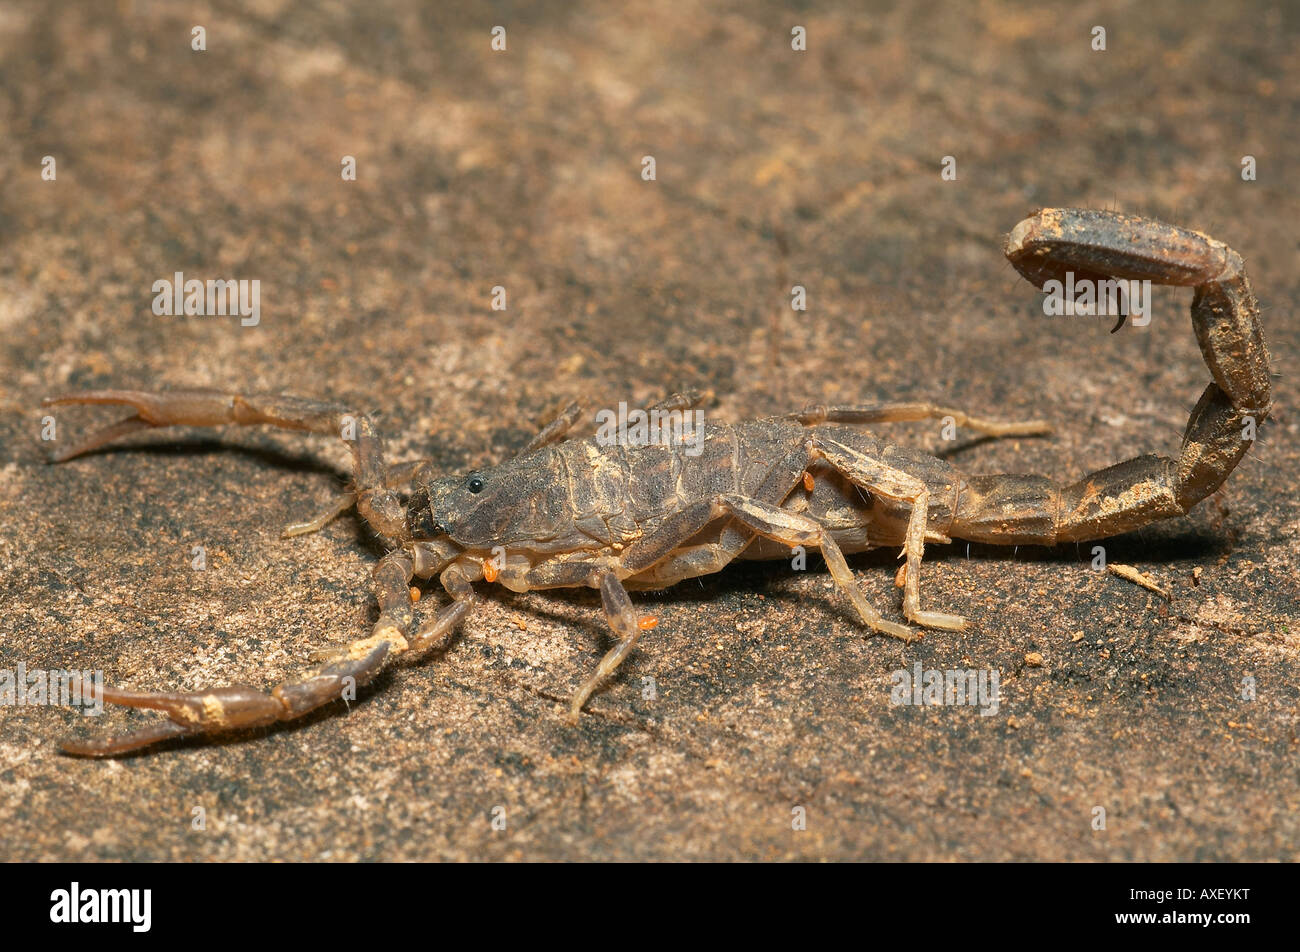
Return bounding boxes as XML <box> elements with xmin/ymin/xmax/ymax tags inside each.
<box><xmin>1</xmin><ymin>1</ymin><xmax>1296</xmax><ymax>860</ymax></box>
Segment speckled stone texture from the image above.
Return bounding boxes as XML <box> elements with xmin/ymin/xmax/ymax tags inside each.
<box><xmin>1</xmin><ymin>0</ymin><xmax>1296</xmax><ymax>861</ymax></box>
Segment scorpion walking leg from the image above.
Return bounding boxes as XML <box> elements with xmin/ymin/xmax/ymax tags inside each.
<box><xmin>486</xmin><ymin>554</ymin><xmax>649</xmax><ymax>721</ymax></box>
<box><xmin>483</xmin><ymin>554</ymin><xmax>640</xmax><ymax>718</ymax></box>
<box><xmin>806</xmin><ymin>436</ymin><xmax>967</xmax><ymax>630</ymax></box>
<box><xmin>41</xmin><ymin>389</ymin><xmax>409</xmax><ymax>541</ymax></box>
<box><xmin>630</xmin><ymin>430</ymin><xmax>960</xmax><ymax>631</ymax></box>
<box><xmin>792</xmin><ymin>403</ymin><xmax>1051</xmax><ymax>438</ymax></box>
<box><xmin>281</xmin><ymin>458</ymin><xmax>434</xmax><ymax>538</ymax></box>
<box><xmin>409</xmin><ymin>562</ymin><xmax>480</xmax><ymax>653</ymax></box>
<box><xmin>619</xmin><ymin>493</ymin><xmax>915</xmax><ymax>640</ymax></box>
<box><xmin>494</xmin><ymin>494</ymin><xmax>914</xmax><ymax>721</ymax></box>
<box><xmin>517</xmin><ymin>400</ymin><xmax>586</xmax><ymax>456</ymax></box>
<box><xmin>515</xmin><ymin>391</ymin><xmax>711</xmax><ymax>460</ymax></box>
<box><xmin>646</xmin><ymin>389</ymin><xmax>712</xmax><ymax>414</ymax></box>
<box><xmin>513</xmin><ymin>441</ymin><xmax>921</xmax><ymax>717</ymax></box>
<box><xmin>567</xmin><ymin>570</ymin><xmax>645</xmax><ymax>722</ymax></box>
<box><xmin>951</xmin><ymin>209</ymin><xmax>1271</xmax><ymax>547</ymax></box>
<box><xmin>62</xmin><ymin>550</ymin><xmax>420</xmax><ymax>756</ymax></box>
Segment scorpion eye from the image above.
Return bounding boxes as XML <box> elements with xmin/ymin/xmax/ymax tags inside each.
<box><xmin>467</xmin><ymin>474</ymin><xmax>485</xmax><ymax>494</ymax></box>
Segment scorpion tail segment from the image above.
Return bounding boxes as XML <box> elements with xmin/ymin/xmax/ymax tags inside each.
<box><xmin>953</xmin><ymin>212</ymin><xmax>1270</xmax><ymax>546</ymax></box>
<box><xmin>1191</xmin><ymin>259</ymin><xmax>1271</xmax><ymax>416</ymax></box>
<box><xmin>1006</xmin><ymin>208</ymin><xmax>1271</xmax><ymax>415</ymax></box>
<box><xmin>1005</xmin><ymin>208</ymin><xmax>1234</xmax><ymax>290</ymax></box>
<box><xmin>1174</xmin><ymin>382</ymin><xmax>1256</xmax><ymax>510</ymax></box>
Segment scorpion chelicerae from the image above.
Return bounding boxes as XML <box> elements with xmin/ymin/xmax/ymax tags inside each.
<box><xmin>45</xmin><ymin>208</ymin><xmax>1271</xmax><ymax>756</ymax></box>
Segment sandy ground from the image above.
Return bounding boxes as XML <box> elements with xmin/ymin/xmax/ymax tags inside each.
<box><xmin>1</xmin><ymin>0</ymin><xmax>1297</xmax><ymax>861</ymax></box>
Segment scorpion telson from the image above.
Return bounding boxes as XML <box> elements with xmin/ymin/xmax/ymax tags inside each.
<box><xmin>44</xmin><ymin>208</ymin><xmax>1271</xmax><ymax>756</ymax></box>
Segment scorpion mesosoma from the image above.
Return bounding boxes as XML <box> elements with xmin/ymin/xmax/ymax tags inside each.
<box><xmin>46</xmin><ymin>208</ymin><xmax>1271</xmax><ymax>756</ymax></box>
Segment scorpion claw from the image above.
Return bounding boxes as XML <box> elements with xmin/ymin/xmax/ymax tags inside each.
<box><xmin>60</xmin><ymin>684</ymin><xmax>288</xmax><ymax>757</ymax></box>
<box><xmin>97</xmin><ymin>683</ymin><xmax>285</xmax><ymax>723</ymax></box>
<box><xmin>44</xmin><ymin>413</ymin><xmax>156</xmax><ymax>462</ymax></box>
<box><xmin>61</xmin><ymin>720</ymin><xmax>198</xmax><ymax>757</ymax></box>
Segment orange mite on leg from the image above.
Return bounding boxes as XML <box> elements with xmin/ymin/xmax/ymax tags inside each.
<box><xmin>409</xmin><ymin>586</ymin><xmax>421</xmax><ymax>602</ymax></box>
<box><xmin>802</xmin><ymin>471</ymin><xmax>815</xmax><ymax>492</ymax></box>
<box><xmin>482</xmin><ymin>560</ymin><xmax>499</xmax><ymax>583</ymax></box>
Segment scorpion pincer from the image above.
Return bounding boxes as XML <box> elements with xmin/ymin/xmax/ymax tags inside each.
<box><xmin>44</xmin><ymin>208</ymin><xmax>1271</xmax><ymax>755</ymax></box>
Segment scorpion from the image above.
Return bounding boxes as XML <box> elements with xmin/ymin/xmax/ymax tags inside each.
<box><xmin>44</xmin><ymin>208</ymin><xmax>1271</xmax><ymax>756</ymax></box>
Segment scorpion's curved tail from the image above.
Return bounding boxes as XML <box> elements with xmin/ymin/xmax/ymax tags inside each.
<box><xmin>950</xmin><ymin>208</ymin><xmax>1272</xmax><ymax>546</ymax></box>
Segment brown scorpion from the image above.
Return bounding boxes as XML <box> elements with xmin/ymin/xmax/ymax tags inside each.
<box><xmin>45</xmin><ymin>208</ymin><xmax>1271</xmax><ymax>756</ymax></box>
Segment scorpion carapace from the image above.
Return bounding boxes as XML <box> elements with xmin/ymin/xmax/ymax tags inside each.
<box><xmin>44</xmin><ymin>208</ymin><xmax>1271</xmax><ymax>755</ymax></box>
